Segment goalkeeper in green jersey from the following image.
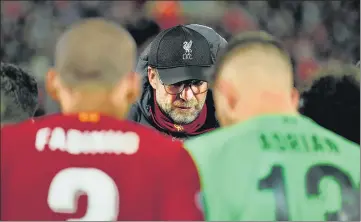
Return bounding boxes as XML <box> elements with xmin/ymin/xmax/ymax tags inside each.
<box><xmin>185</xmin><ymin>31</ymin><xmax>360</xmax><ymax>221</ymax></box>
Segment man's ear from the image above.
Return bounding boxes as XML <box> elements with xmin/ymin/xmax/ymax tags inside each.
<box><xmin>46</xmin><ymin>68</ymin><xmax>59</xmax><ymax>102</ymax></box>
<box><xmin>127</xmin><ymin>71</ymin><xmax>141</xmax><ymax>104</ymax></box>
<box><xmin>147</xmin><ymin>66</ymin><xmax>157</xmax><ymax>89</ymax></box>
<box><xmin>114</xmin><ymin>72</ymin><xmax>141</xmax><ymax>105</ymax></box>
<box><xmin>215</xmin><ymin>78</ymin><xmax>238</xmax><ymax>111</ymax></box>
<box><xmin>291</xmin><ymin>87</ymin><xmax>300</xmax><ymax>110</ymax></box>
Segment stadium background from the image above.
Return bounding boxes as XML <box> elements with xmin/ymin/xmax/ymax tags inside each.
<box><xmin>1</xmin><ymin>0</ymin><xmax>359</xmax><ymax>115</ymax></box>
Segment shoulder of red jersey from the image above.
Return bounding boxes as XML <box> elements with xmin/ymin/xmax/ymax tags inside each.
<box><xmin>1</xmin><ymin>114</ymin><xmax>62</xmax><ymax>134</ymax></box>
<box><xmin>1</xmin><ymin>113</ymin><xmax>186</xmax><ymax>158</ymax></box>
<box><xmin>1</xmin><ymin>118</ymin><xmax>37</xmax><ymax>159</ymax></box>
<box><xmin>1</xmin><ymin>117</ymin><xmax>36</xmax><ymax>133</ymax></box>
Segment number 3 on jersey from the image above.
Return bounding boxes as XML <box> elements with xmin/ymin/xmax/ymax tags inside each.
<box><xmin>48</xmin><ymin>168</ymin><xmax>119</xmax><ymax>221</ymax></box>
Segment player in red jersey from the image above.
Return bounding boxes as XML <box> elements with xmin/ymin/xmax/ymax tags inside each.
<box><xmin>1</xmin><ymin>18</ymin><xmax>203</xmax><ymax>221</ymax></box>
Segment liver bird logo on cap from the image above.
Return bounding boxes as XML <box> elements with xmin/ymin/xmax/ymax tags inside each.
<box><xmin>183</xmin><ymin>40</ymin><xmax>193</xmax><ymax>60</ymax></box>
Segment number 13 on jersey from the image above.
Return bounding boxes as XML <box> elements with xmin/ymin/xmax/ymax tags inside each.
<box><xmin>258</xmin><ymin>164</ymin><xmax>359</xmax><ymax>221</ymax></box>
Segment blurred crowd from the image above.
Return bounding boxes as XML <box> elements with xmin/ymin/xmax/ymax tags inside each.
<box><xmin>1</xmin><ymin>0</ymin><xmax>359</xmax><ymax>114</ymax></box>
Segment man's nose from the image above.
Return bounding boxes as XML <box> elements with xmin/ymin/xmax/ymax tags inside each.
<box><xmin>179</xmin><ymin>86</ymin><xmax>194</xmax><ymax>101</ymax></box>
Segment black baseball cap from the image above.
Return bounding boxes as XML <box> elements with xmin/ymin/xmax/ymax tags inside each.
<box><xmin>148</xmin><ymin>25</ymin><xmax>213</xmax><ymax>85</ymax></box>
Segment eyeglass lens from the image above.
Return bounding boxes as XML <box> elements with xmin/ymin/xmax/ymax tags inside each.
<box><xmin>164</xmin><ymin>80</ymin><xmax>208</xmax><ymax>95</ymax></box>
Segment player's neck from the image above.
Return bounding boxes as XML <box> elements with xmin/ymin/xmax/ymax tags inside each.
<box><xmin>234</xmin><ymin>94</ymin><xmax>298</xmax><ymax>123</ymax></box>
<box><xmin>63</xmin><ymin>105</ymin><xmax>125</xmax><ymax>119</ymax></box>
<box><xmin>60</xmin><ymin>95</ymin><xmax>127</xmax><ymax>120</ymax></box>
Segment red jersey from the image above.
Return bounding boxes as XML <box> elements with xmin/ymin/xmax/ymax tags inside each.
<box><xmin>1</xmin><ymin>113</ymin><xmax>203</xmax><ymax>221</ymax></box>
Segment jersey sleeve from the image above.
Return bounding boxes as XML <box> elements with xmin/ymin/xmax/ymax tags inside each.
<box><xmin>158</xmin><ymin>142</ymin><xmax>204</xmax><ymax>221</ymax></box>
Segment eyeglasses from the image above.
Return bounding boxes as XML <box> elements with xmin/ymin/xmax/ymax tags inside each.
<box><xmin>159</xmin><ymin>79</ymin><xmax>208</xmax><ymax>95</ymax></box>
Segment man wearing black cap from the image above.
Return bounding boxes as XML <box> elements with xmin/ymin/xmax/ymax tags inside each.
<box><xmin>128</xmin><ymin>24</ymin><xmax>227</xmax><ymax>140</ymax></box>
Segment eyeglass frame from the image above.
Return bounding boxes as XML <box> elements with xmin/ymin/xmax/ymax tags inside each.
<box><xmin>155</xmin><ymin>69</ymin><xmax>209</xmax><ymax>96</ymax></box>
<box><xmin>155</xmin><ymin>72</ymin><xmax>208</xmax><ymax>95</ymax></box>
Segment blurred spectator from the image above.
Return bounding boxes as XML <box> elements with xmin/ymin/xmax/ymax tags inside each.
<box><xmin>126</xmin><ymin>18</ymin><xmax>160</xmax><ymax>51</ymax></box>
<box><xmin>300</xmin><ymin>64</ymin><xmax>360</xmax><ymax>144</ymax></box>
<box><xmin>1</xmin><ymin>0</ymin><xmax>359</xmax><ymax>115</ymax></box>
<box><xmin>144</xmin><ymin>1</ymin><xmax>184</xmax><ymax>29</ymax></box>
<box><xmin>1</xmin><ymin>62</ymin><xmax>38</xmax><ymax>124</ymax></box>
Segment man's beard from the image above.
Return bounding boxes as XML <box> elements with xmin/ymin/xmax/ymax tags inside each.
<box><xmin>156</xmin><ymin>92</ymin><xmax>207</xmax><ymax>124</ymax></box>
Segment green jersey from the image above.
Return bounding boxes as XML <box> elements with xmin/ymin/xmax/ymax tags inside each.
<box><xmin>185</xmin><ymin>115</ymin><xmax>360</xmax><ymax>221</ymax></box>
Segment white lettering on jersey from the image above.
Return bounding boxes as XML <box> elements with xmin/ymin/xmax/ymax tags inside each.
<box><xmin>35</xmin><ymin>127</ymin><xmax>140</xmax><ymax>155</ymax></box>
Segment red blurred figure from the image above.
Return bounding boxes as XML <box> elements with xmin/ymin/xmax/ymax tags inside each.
<box><xmin>152</xmin><ymin>1</ymin><xmax>185</xmax><ymax>29</ymax></box>
<box><xmin>1</xmin><ymin>18</ymin><xmax>203</xmax><ymax>221</ymax></box>
<box><xmin>297</xmin><ymin>59</ymin><xmax>320</xmax><ymax>80</ymax></box>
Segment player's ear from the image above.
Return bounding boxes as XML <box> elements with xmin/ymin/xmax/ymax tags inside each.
<box><xmin>46</xmin><ymin>68</ymin><xmax>59</xmax><ymax>102</ymax></box>
<box><xmin>291</xmin><ymin>87</ymin><xmax>300</xmax><ymax>110</ymax></box>
<box><xmin>127</xmin><ymin>71</ymin><xmax>141</xmax><ymax>103</ymax></box>
<box><xmin>148</xmin><ymin>66</ymin><xmax>157</xmax><ymax>89</ymax></box>
<box><xmin>113</xmin><ymin>71</ymin><xmax>141</xmax><ymax>105</ymax></box>
<box><xmin>215</xmin><ymin>78</ymin><xmax>238</xmax><ymax>111</ymax></box>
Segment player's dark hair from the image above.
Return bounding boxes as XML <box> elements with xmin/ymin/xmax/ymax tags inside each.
<box><xmin>299</xmin><ymin>64</ymin><xmax>360</xmax><ymax>144</ymax></box>
<box><xmin>211</xmin><ymin>31</ymin><xmax>297</xmax><ymax>87</ymax></box>
<box><xmin>0</xmin><ymin>62</ymin><xmax>38</xmax><ymax>124</ymax></box>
